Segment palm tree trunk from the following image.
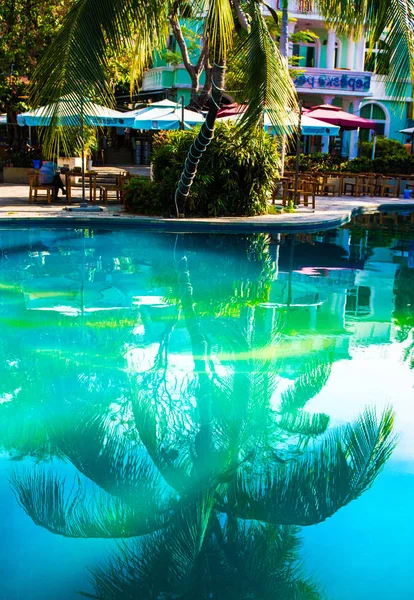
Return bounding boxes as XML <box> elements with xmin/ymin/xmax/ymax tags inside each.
<box><xmin>176</xmin><ymin>253</ymin><xmax>213</xmax><ymax>476</ymax></box>
<box><xmin>174</xmin><ymin>61</ymin><xmax>226</xmax><ymax>217</ymax></box>
<box><xmin>279</xmin><ymin>0</ymin><xmax>289</xmax><ymax>176</ymax></box>
<box><xmin>279</xmin><ymin>0</ymin><xmax>289</xmax><ymax>58</ymax></box>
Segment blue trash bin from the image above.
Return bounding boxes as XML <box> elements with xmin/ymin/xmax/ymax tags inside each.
<box><xmin>404</xmin><ymin>189</ymin><xmax>412</xmax><ymax>199</ymax></box>
<box><xmin>32</xmin><ymin>159</ymin><xmax>41</xmax><ymax>169</ymax></box>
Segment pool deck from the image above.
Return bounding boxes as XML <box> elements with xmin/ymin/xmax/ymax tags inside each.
<box><xmin>1</xmin><ymin>183</ymin><xmax>413</xmax><ymax>232</ymax></box>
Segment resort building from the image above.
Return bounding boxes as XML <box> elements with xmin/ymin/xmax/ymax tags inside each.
<box><xmin>138</xmin><ymin>0</ymin><xmax>413</xmax><ymax>158</ymax></box>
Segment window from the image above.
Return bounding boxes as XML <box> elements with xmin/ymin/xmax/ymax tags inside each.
<box><xmin>360</xmin><ymin>103</ymin><xmax>388</xmax><ymax>141</ymax></box>
<box><xmin>364</xmin><ymin>39</ymin><xmax>390</xmax><ymax>75</ymax></box>
<box><xmin>334</xmin><ymin>40</ymin><xmax>341</xmax><ymax>69</ymax></box>
<box><xmin>292</xmin><ymin>42</ymin><xmax>318</xmax><ymax>68</ymax></box>
<box><xmin>345</xmin><ymin>286</ymin><xmax>372</xmax><ymax>317</ymax></box>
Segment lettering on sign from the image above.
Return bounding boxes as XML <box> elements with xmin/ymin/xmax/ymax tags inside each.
<box><xmin>294</xmin><ymin>73</ymin><xmax>371</xmax><ymax>92</ymax></box>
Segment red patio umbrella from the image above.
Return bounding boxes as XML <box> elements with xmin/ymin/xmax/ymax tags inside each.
<box><xmin>305</xmin><ymin>104</ymin><xmax>375</xmax><ymax>130</ymax></box>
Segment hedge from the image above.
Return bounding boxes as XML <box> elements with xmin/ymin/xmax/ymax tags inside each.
<box><xmin>124</xmin><ymin>122</ymin><xmax>280</xmax><ymax>217</ymax></box>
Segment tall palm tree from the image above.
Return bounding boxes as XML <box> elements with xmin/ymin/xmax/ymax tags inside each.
<box><xmin>30</xmin><ymin>0</ymin><xmax>298</xmax><ymax>215</ymax></box>
<box><xmin>315</xmin><ymin>0</ymin><xmax>414</xmax><ymax>99</ymax></box>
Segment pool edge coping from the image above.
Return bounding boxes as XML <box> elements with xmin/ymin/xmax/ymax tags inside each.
<box><xmin>0</xmin><ymin>201</ymin><xmax>413</xmax><ymax>233</ymax></box>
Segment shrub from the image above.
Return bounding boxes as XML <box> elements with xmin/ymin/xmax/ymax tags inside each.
<box><xmin>341</xmin><ymin>154</ymin><xmax>414</xmax><ymax>175</ymax></box>
<box><xmin>151</xmin><ymin>122</ymin><xmax>280</xmax><ymax>217</ymax></box>
<box><xmin>123</xmin><ymin>177</ymin><xmax>170</xmax><ymax>216</ymax></box>
<box><xmin>359</xmin><ymin>136</ymin><xmax>409</xmax><ymax>159</ymax></box>
<box><xmin>287</xmin><ymin>150</ymin><xmax>414</xmax><ymax>175</ymax></box>
<box><xmin>340</xmin><ymin>157</ymin><xmax>374</xmax><ymax>173</ymax></box>
<box><xmin>285</xmin><ymin>153</ymin><xmax>343</xmax><ymax>173</ymax></box>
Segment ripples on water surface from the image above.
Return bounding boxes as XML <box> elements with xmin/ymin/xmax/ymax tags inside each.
<box><xmin>0</xmin><ymin>218</ymin><xmax>413</xmax><ymax>599</ymax></box>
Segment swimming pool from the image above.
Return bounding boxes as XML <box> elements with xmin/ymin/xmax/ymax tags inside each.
<box><xmin>0</xmin><ymin>221</ymin><xmax>413</xmax><ymax>599</ymax></box>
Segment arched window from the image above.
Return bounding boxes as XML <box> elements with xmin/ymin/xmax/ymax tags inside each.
<box><xmin>360</xmin><ymin>102</ymin><xmax>389</xmax><ymax>141</ymax></box>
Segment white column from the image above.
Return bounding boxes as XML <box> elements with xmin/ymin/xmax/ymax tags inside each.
<box><xmin>326</xmin><ymin>29</ymin><xmax>336</xmax><ymax>70</ymax></box>
<box><xmin>346</xmin><ymin>38</ymin><xmax>355</xmax><ymax>70</ymax></box>
<box><xmin>349</xmin><ymin>99</ymin><xmax>362</xmax><ymax>159</ymax></box>
<box><xmin>287</xmin><ymin>21</ymin><xmax>296</xmax><ymax>57</ymax></box>
<box><xmin>322</xmin><ymin>94</ymin><xmax>335</xmax><ymax>105</ymax></box>
<box><xmin>355</xmin><ymin>34</ymin><xmax>366</xmax><ymax>71</ymax></box>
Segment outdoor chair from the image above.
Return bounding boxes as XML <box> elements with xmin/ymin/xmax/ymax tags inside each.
<box><xmin>342</xmin><ymin>175</ymin><xmax>360</xmax><ymax>197</ymax></box>
<box><xmin>358</xmin><ymin>173</ymin><xmax>377</xmax><ymax>197</ymax></box>
<box><xmin>282</xmin><ymin>177</ymin><xmax>316</xmax><ymax>209</ymax></box>
<box><xmin>99</xmin><ymin>172</ymin><xmax>128</xmax><ymax>204</ymax></box>
<box><xmin>28</xmin><ymin>171</ymin><xmax>56</xmax><ymax>204</ymax></box>
<box><xmin>379</xmin><ymin>177</ymin><xmax>398</xmax><ymax>198</ymax></box>
<box><xmin>314</xmin><ymin>173</ymin><xmax>337</xmax><ymax>196</ymax></box>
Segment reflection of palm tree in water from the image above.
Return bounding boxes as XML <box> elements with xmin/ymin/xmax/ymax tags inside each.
<box><xmin>9</xmin><ymin>239</ymin><xmax>396</xmax><ymax>599</ymax></box>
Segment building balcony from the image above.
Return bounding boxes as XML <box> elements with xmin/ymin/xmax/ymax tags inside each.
<box><xmin>271</xmin><ymin>0</ymin><xmax>320</xmax><ymax>16</ymax></box>
<box><xmin>142</xmin><ymin>67</ymin><xmax>174</xmax><ymax>91</ymax></box>
<box><xmin>293</xmin><ymin>67</ymin><xmax>374</xmax><ymax>97</ymax></box>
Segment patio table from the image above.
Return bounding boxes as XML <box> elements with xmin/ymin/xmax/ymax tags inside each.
<box><xmin>65</xmin><ymin>170</ymin><xmax>97</xmax><ymax>204</ymax></box>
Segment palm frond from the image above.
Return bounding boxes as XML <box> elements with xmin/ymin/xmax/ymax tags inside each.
<box><xmin>30</xmin><ymin>0</ymin><xmax>168</xmax><ymax>156</ymax></box>
<box><xmin>232</xmin><ymin>2</ymin><xmax>298</xmax><ymax>135</ymax></box>
<box><xmin>279</xmin><ymin>357</ymin><xmax>333</xmax><ymax>414</ymax></box>
<box><xmin>204</xmin><ymin>0</ymin><xmax>235</xmax><ymax>61</ymax></box>
<box><xmin>315</xmin><ymin>0</ymin><xmax>414</xmax><ymax>98</ymax></box>
<box><xmin>372</xmin><ymin>0</ymin><xmax>414</xmax><ymax>98</ymax></box>
<box><xmin>47</xmin><ymin>401</ymin><xmax>175</xmax><ymax>510</ymax></box>
<box><xmin>86</xmin><ymin>489</ymin><xmax>215</xmax><ymax>598</ymax></box>
<box><xmin>277</xmin><ymin>410</ymin><xmax>330</xmax><ymax>437</ymax></box>
<box><xmin>230</xmin><ymin>407</ymin><xmax>396</xmax><ymax>526</ymax></box>
<box><xmin>10</xmin><ymin>469</ymin><xmax>169</xmax><ymax>538</ymax></box>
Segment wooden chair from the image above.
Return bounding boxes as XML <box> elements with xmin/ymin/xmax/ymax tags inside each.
<box><xmin>99</xmin><ymin>172</ymin><xmax>128</xmax><ymax>204</ymax></box>
<box><xmin>28</xmin><ymin>171</ymin><xmax>56</xmax><ymax>204</ymax></box>
<box><xmin>314</xmin><ymin>173</ymin><xmax>337</xmax><ymax>196</ymax></box>
<box><xmin>379</xmin><ymin>176</ymin><xmax>398</xmax><ymax>198</ymax></box>
<box><xmin>358</xmin><ymin>173</ymin><xmax>377</xmax><ymax>197</ymax></box>
<box><xmin>283</xmin><ymin>177</ymin><xmax>316</xmax><ymax>209</ymax></box>
<box><xmin>342</xmin><ymin>174</ymin><xmax>360</xmax><ymax>197</ymax></box>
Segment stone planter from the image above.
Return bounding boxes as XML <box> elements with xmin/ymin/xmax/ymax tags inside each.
<box><xmin>3</xmin><ymin>167</ymin><xmax>32</xmax><ymax>184</ymax></box>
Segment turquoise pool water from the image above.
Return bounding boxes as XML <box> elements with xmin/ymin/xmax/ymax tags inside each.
<box><xmin>0</xmin><ymin>222</ymin><xmax>413</xmax><ymax>599</ymax></box>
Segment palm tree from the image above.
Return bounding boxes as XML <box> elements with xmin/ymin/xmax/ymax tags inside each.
<box><xmin>9</xmin><ymin>237</ymin><xmax>397</xmax><ymax>598</ymax></box>
<box><xmin>316</xmin><ymin>0</ymin><xmax>414</xmax><ymax>99</ymax></box>
<box><xmin>30</xmin><ymin>0</ymin><xmax>298</xmax><ymax>215</ymax></box>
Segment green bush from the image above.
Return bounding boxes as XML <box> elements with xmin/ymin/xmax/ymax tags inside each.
<box><xmin>123</xmin><ymin>177</ymin><xmax>169</xmax><ymax>216</ymax></box>
<box><xmin>341</xmin><ymin>154</ymin><xmax>414</xmax><ymax>175</ymax></box>
<box><xmin>151</xmin><ymin>122</ymin><xmax>280</xmax><ymax>217</ymax></box>
<box><xmin>359</xmin><ymin>136</ymin><xmax>409</xmax><ymax>159</ymax></box>
<box><xmin>285</xmin><ymin>153</ymin><xmax>343</xmax><ymax>173</ymax></box>
<box><xmin>287</xmin><ymin>149</ymin><xmax>414</xmax><ymax>175</ymax></box>
<box><xmin>340</xmin><ymin>157</ymin><xmax>374</xmax><ymax>173</ymax></box>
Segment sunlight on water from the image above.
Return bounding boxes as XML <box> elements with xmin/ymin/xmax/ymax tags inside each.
<box><xmin>0</xmin><ymin>221</ymin><xmax>413</xmax><ymax>599</ymax></box>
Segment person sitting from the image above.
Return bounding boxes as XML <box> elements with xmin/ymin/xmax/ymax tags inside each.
<box><xmin>39</xmin><ymin>161</ymin><xmax>66</xmax><ymax>196</ymax></box>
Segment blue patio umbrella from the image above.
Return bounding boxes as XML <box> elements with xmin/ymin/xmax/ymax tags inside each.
<box><xmin>123</xmin><ymin>99</ymin><xmax>205</xmax><ymax>131</ymax></box>
<box><xmin>17</xmin><ymin>96</ymin><xmax>130</xmax><ymax>128</ymax></box>
<box><xmin>17</xmin><ymin>95</ymin><xmax>130</xmax><ymax>208</ymax></box>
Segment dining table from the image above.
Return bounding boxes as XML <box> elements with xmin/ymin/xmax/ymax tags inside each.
<box><xmin>64</xmin><ymin>170</ymin><xmax>97</xmax><ymax>204</ymax></box>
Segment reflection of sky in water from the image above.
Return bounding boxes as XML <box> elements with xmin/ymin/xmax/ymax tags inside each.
<box><xmin>0</xmin><ymin>226</ymin><xmax>413</xmax><ymax>599</ymax></box>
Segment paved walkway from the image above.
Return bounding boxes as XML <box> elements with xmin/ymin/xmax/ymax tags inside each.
<box><xmin>1</xmin><ymin>183</ymin><xmax>413</xmax><ymax>232</ymax></box>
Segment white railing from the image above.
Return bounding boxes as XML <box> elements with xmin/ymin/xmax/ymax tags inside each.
<box><xmin>142</xmin><ymin>69</ymin><xmax>164</xmax><ymax>91</ymax></box>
